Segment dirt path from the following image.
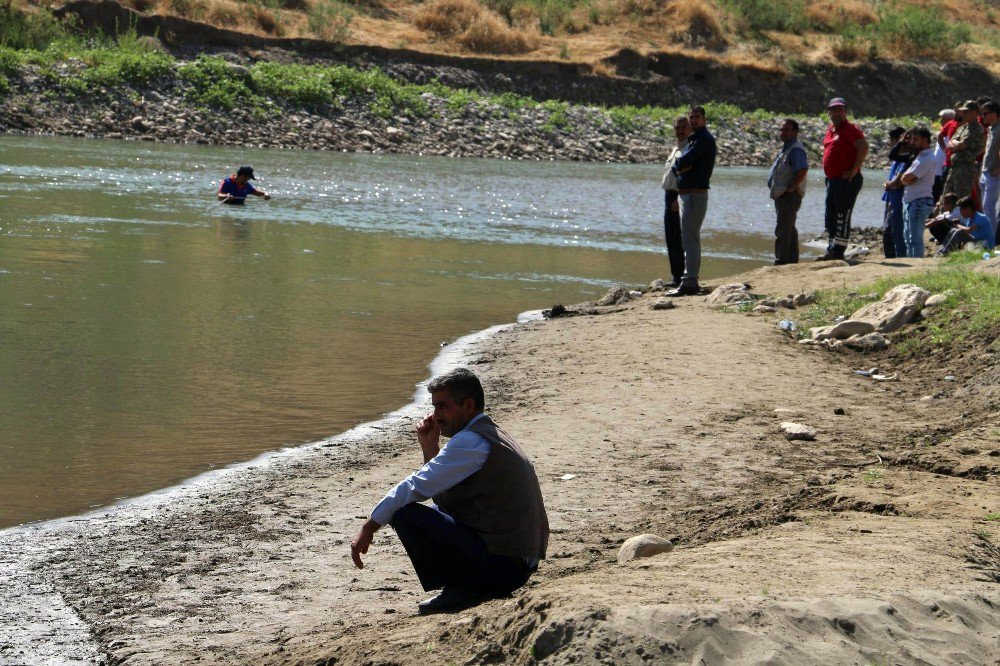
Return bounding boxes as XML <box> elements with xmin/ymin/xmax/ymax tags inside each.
<box><xmin>2</xmin><ymin>259</ymin><xmax>998</xmax><ymax>665</ymax></box>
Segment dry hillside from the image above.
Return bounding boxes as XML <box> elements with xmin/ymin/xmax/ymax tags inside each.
<box><xmin>21</xmin><ymin>0</ymin><xmax>1000</xmax><ymax>74</ymax></box>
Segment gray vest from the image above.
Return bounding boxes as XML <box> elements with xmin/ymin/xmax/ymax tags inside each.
<box><xmin>435</xmin><ymin>415</ymin><xmax>549</xmax><ymax>559</ymax></box>
<box><xmin>769</xmin><ymin>139</ymin><xmax>807</xmax><ymax>199</ymax></box>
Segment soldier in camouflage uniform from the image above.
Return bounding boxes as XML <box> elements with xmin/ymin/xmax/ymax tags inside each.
<box><xmin>943</xmin><ymin>100</ymin><xmax>984</xmax><ymax>202</ymax></box>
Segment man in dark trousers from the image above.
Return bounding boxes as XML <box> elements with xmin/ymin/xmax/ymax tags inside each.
<box><xmin>817</xmin><ymin>98</ymin><xmax>868</xmax><ymax>261</ymax></box>
<box><xmin>667</xmin><ymin>105</ymin><xmax>717</xmax><ymax>296</ymax></box>
<box><xmin>350</xmin><ymin>368</ymin><xmax>549</xmax><ymax>614</ymax></box>
<box><xmin>661</xmin><ymin>115</ymin><xmax>692</xmax><ymax>286</ymax></box>
<box><xmin>767</xmin><ymin>118</ymin><xmax>809</xmax><ymax>265</ymax></box>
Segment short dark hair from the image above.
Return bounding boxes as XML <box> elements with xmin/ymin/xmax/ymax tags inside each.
<box><xmin>958</xmin><ymin>195</ymin><xmax>976</xmax><ymax>210</ymax></box>
<box><xmin>984</xmin><ymin>101</ymin><xmax>1000</xmax><ymax>115</ymax></box>
<box><xmin>782</xmin><ymin>118</ymin><xmax>799</xmax><ymax>132</ymax></box>
<box><xmin>427</xmin><ymin>368</ymin><xmax>485</xmax><ymax>410</ymax></box>
<box><xmin>689</xmin><ymin>105</ymin><xmax>706</xmax><ymax>118</ymax></box>
<box><xmin>941</xmin><ymin>192</ymin><xmax>959</xmax><ymax>203</ymax></box>
<box><xmin>888</xmin><ymin>126</ymin><xmax>906</xmax><ymax>140</ymax></box>
<box><xmin>675</xmin><ymin>115</ymin><xmax>689</xmax><ymax>125</ymax></box>
<box><xmin>910</xmin><ymin>126</ymin><xmax>932</xmax><ymax>143</ymax></box>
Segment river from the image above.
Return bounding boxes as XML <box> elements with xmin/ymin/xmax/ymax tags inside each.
<box><xmin>0</xmin><ymin>135</ymin><xmax>890</xmax><ymax>527</ymax></box>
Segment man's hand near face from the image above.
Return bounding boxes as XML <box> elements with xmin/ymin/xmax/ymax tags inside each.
<box><xmin>416</xmin><ymin>413</ymin><xmax>441</xmax><ymax>463</ymax></box>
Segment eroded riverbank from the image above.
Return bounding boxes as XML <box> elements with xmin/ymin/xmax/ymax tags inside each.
<box><xmin>3</xmin><ymin>256</ymin><xmax>999</xmax><ymax>664</ymax></box>
<box><xmin>0</xmin><ymin>49</ymin><xmax>907</xmax><ymax>166</ymax></box>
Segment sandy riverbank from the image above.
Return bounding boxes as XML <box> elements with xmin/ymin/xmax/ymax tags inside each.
<box><xmin>2</xmin><ymin>256</ymin><xmax>999</xmax><ymax>665</ymax></box>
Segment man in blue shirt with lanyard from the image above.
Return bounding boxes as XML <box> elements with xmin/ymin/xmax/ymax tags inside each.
<box><xmin>350</xmin><ymin>368</ymin><xmax>549</xmax><ymax>615</ymax></box>
<box><xmin>218</xmin><ymin>165</ymin><xmax>271</xmax><ymax>204</ymax></box>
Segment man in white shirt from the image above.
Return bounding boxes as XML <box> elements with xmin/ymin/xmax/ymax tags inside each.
<box><xmin>350</xmin><ymin>368</ymin><xmax>549</xmax><ymax>615</ymax></box>
<box><xmin>901</xmin><ymin>127</ymin><xmax>937</xmax><ymax>258</ymax></box>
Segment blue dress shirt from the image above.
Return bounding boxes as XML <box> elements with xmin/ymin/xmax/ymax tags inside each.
<box><xmin>371</xmin><ymin>413</ymin><xmax>490</xmax><ymax>526</ymax></box>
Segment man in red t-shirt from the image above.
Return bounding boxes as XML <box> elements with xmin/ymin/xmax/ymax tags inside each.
<box><xmin>817</xmin><ymin>97</ymin><xmax>869</xmax><ymax>261</ymax></box>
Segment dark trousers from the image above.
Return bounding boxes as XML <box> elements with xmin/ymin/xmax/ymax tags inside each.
<box><xmin>938</xmin><ymin>227</ymin><xmax>978</xmax><ymax>255</ymax></box>
<box><xmin>390</xmin><ymin>503</ymin><xmax>532</xmax><ymax>594</ymax></box>
<box><xmin>824</xmin><ymin>173</ymin><xmax>864</xmax><ymax>255</ymax></box>
<box><xmin>663</xmin><ymin>191</ymin><xmax>684</xmax><ymax>284</ymax></box>
<box><xmin>928</xmin><ymin>219</ymin><xmax>955</xmax><ymax>245</ymax></box>
<box><xmin>882</xmin><ymin>203</ymin><xmax>896</xmax><ymax>258</ymax></box>
<box><xmin>773</xmin><ymin>191</ymin><xmax>801</xmax><ymax>264</ymax></box>
<box><xmin>932</xmin><ymin>175</ymin><xmax>944</xmax><ymax>203</ymax></box>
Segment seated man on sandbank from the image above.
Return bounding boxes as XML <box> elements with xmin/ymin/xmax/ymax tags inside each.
<box><xmin>351</xmin><ymin>368</ymin><xmax>549</xmax><ymax>615</ymax></box>
<box><xmin>937</xmin><ymin>195</ymin><xmax>995</xmax><ymax>255</ymax></box>
<box><xmin>925</xmin><ymin>192</ymin><xmax>961</xmax><ymax>246</ymax></box>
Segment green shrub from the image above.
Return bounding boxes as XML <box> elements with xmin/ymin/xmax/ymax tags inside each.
<box><xmin>251</xmin><ymin>61</ymin><xmax>335</xmax><ymax>105</ymax></box>
<box><xmin>493</xmin><ymin>90</ymin><xmax>532</xmax><ymax>111</ymax></box>
<box><xmin>0</xmin><ymin>0</ymin><xmax>66</xmax><ymax>50</ymax></box>
<box><xmin>307</xmin><ymin>0</ymin><xmax>354</xmax><ymax>42</ymax></box>
<box><xmin>718</xmin><ymin>0</ymin><xmax>811</xmax><ymax>33</ymax></box>
<box><xmin>536</xmin><ymin>0</ymin><xmax>572</xmax><ymax>35</ymax></box>
<box><xmin>81</xmin><ymin>48</ymin><xmax>173</xmax><ymax>87</ymax></box>
<box><xmin>179</xmin><ymin>54</ymin><xmax>259</xmax><ymax>109</ymax></box>
<box><xmin>873</xmin><ymin>4</ymin><xmax>971</xmax><ymax>58</ymax></box>
<box><xmin>0</xmin><ymin>44</ymin><xmax>19</xmax><ymax>75</ymax></box>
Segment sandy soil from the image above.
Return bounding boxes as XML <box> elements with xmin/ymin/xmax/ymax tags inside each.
<box><xmin>2</xmin><ymin>257</ymin><xmax>999</xmax><ymax>665</ymax></box>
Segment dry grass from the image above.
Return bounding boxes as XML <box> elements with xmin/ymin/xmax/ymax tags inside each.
<box><xmin>413</xmin><ymin>0</ymin><xmax>482</xmax><ymax>36</ymax></box>
<box><xmin>831</xmin><ymin>35</ymin><xmax>870</xmax><ymax>63</ymax></box>
<box><xmin>253</xmin><ymin>5</ymin><xmax>282</xmax><ymax>33</ymax></box>
<box><xmin>165</xmin><ymin>0</ymin><xmax>208</xmax><ymax>20</ymax></box>
<box><xmin>23</xmin><ymin>0</ymin><xmax>1000</xmax><ymax>72</ymax></box>
<box><xmin>665</xmin><ymin>0</ymin><xmax>727</xmax><ymax>50</ymax></box>
<box><xmin>457</xmin><ymin>13</ymin><xmax>537</xmax><ymax>52</ymax></box>
<box><xmin>206</xmin><ymin>0</ymin><xmax>243</xmax><ymax>26</ymax></box>
<box><xmin>804</xmin><ymin>0</ymin><xmax>877</xmax><ymax>31</ymax></box>
<box><xmin>413</xmin><ymin>0</ymin><xmax>536</xmax><ymax>53</ymax></box>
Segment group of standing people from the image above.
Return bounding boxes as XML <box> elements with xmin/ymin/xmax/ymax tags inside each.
<box><xmin>884</xmin><ymin>99</ymin><xmax>998</xmax><ymax>257</ymax></box>
<box><xmin>661</xmin><ymin>96</ymin><xmax>998</xmax><ymax>278</ymax></box>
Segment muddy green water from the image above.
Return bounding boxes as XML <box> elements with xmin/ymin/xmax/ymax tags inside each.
<box><xmin>0</xmin><ymin>136</ymin><xmax>890</xmax><ymax>527</ymax></box>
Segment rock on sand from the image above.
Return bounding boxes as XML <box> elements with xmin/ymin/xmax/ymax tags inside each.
<box><xmin>618</xmin><ymin>534</ymin><xmax>674</xmax><ymax>564</ymax></box>
<box><xmin>851</xmin><ymin>284</ymin><xmax>930</xmax><ymax>333</ymax></box>
<box><xmin>781</xmin><ymin>422</ymin><xmax>817</xmax><ymax>441</ymax></box>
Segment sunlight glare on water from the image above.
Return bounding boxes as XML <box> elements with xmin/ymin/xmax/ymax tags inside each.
<box><xmin>0</xmin><ymin>136</ymin><xmax>889</xmax><ymax>527</ymax></box>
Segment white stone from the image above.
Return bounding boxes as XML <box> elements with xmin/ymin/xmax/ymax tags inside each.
<box><xmin>705</xmin><ymin>284</ymin><xmax>752</xmax><ymax>306</ymax></box>
<box><xmin>810</xmin><ymin>320</ymin><xmax>876</xmax><ymax>341</ymax></box>
<box><xmin>924</xmin><ymin>294</ymin><xmax>948</xmax><ymax>308</ymax></box>
<box><xmin>843</xmin><ymin>332</ymin><xmax>889</xmax><ymax>351</ymax></box>
<box><xmin>618</xmin><ymin>534</ymin><xmax>673</xmax><ymax>564</ymax></box>
<box><xmin>780</xmin><ymin>422</ymin><xmax>817</xmax><ymax>441</ymax></box>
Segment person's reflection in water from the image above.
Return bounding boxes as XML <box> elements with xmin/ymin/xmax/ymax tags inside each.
<box><xmin>218</xmin><ymin>218</ymin><xmax>252</xmax><ymax>246</ymax></box>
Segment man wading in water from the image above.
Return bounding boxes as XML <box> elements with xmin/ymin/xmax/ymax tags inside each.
<box><xmin>217</xmin><ymin>165</ymin><xmax>271</xmax><ymax>204</ymax></box>
<box><xmin>350</xmin><ymin>368</ymin><xmax>549</xmax><ymax>614</ymax></box>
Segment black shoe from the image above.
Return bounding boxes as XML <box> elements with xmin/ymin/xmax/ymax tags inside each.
<box><xmin>417</xmin><ymin>586</ymin><xmax>489</xmax><ymax>615</ymax></box>
<box><xmin>665</xmin><ymin>285</ymin><xmax>699</xmax><ymax>297</ymax></box>
<box><xmin>814</xmin><ymin>251</ymin><xmax>844</xmax><ymax>262</ymax></box>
